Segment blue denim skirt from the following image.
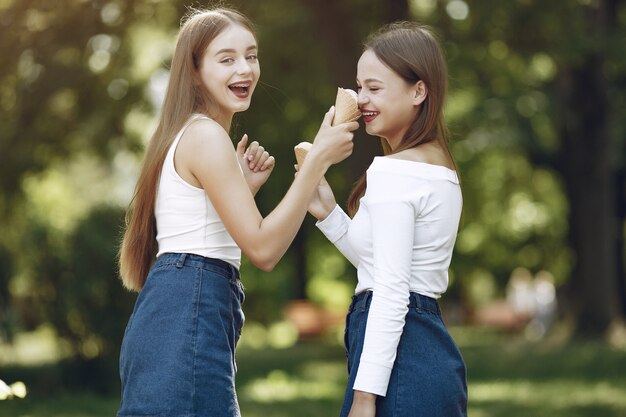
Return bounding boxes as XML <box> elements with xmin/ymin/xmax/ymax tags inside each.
<box><xmin>340</xmin><ymin>291</ymin><xmax>467</xmax><ymax>417</ymax></box>
<box><xmin>117</xmin><ymin>253</ymin><xmax>245</xmax><ymax>417</ymax></box>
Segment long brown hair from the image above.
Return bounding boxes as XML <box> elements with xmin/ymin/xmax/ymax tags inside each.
<box><xmin>119</xmin><ymin>8</ymin><xmax>256</xmax><ymax>291</ymax></box>
<box><xmin>347</xmin><ymin>22</ymin><xmax>456</xmax><ymax>216</ymax></box>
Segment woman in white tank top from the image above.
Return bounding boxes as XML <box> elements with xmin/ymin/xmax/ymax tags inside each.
<box><xmin>116</xmin><ymin>7</ymin><xmax>358</xmax><ymax>417</ymax></box>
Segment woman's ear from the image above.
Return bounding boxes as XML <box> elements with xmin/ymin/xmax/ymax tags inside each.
<box><xmin>412</xmin><ymin>80</ymin><xmax>428</xmax><ymax>106</ymax></box>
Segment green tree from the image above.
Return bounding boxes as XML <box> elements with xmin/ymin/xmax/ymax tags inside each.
<box><xmin>1</xmin><ymin>1</ymin><xmax>624</xmax><ymax>370</ymax></box>
<box><xmin>436</xmin><ymin>0</ymin><xmax>626</xmax><ymax>335</ymax></box>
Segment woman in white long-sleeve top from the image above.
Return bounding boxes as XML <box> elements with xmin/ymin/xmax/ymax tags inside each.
<box><xmin>303</xmin><ymin>22</ymin><xmax>467</xmax><ymax>417</ymax></box>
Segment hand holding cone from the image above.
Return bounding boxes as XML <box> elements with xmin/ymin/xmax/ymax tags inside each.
<box><xmin>294</xmin><ymin>87</ymin><xmax>359</xmax><ymax>165</ymax></box>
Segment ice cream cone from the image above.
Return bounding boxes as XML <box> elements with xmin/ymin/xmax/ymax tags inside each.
<box><xmin>332</xmin><ymin>88</ymin><xmax>360</xmax><ymax>126</ymax></box>
<box><xmin>294</xmin><ymin>141</ymin><xmax>312</xmax><ymax>166</ymax></box>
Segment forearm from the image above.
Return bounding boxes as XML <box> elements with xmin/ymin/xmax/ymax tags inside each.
<box><xmin>249</xmin><ymin>184</ymin><xmax>260</xmax><ymax>196</ymax></box>
<box><xmin>316</xmin><ymin>205</ymin><xmax>359</xmax><ymax>267</ymax></box>
<box><xmin>348</xmin><ymin>391</ymin><xmax>377</xmax><ymax>417</ymax></box>
<box><xmin>353</xmin><ymin>391</ymin><xmax>376</xmax><ymax>404</ymax></box>
<box><xmin>250</xmin><ymin>155</ymin><xmax>330</xmax><ymax>268</ymax></box>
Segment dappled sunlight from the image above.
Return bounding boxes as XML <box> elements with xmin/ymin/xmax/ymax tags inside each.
<box><xmin>515</xmin><ymin>91</ymin><xmax>548</xmax><ymax>118</ymax></box>
<box><xmin>307</xmin><ymin>250</ymin><xmax>353</xmax><ymax>311</ymax></box>
<box><xmin>0</xmin><ymin>379</ymin><xmax>27</xmax><ymax>400</ymax></box>
<box><xmin>238</xmin><ymin>320</ymin><xmax>299</xmax><ymax>350</ymax></box>
<box><xmin>456</xmin><ymin>222</ymin><xmax>487</xmax><ymax>254</ymax></box>
<box><xmin>20</xmin><ymin>152</ymin><xmax>129</xmax><ymax>235</ymax></box>
<box><xmin>446</xmin><ymin>0</ymin><xmax>469</xmax><ymax>21</ymax></box>
<box><xmin>267</xmin><ymin>321</ymin><xmax>299</xmax><ymax>349</ymax></box>
<box><xmin>529</xmin><ymin>53</ymin><xmax>557</xmax><ymax>82</ymax></box>
<box><xmin>0</xmin><ymin>325</ymin><xmax>69</xmax><ymax>366</ymax></box>
<box><xmin>123</xmin><ymin>106</ymin><xmax>158</xmax><ymax>146</ymax></box>
<box><xmin>127</xmin><ymin>24</ymin><xmax>176</xmax><ymax>81</ymax></box>
<box><xmin>410</xmin><ymin>0</ymin><xmax>437</xmax><ymax>16</ymax></box>
<box><xmin>506</xmin><ymin>191</ymin><xmax>550</xmax><ymax>235</ymax></box>
<box><xmin>299</xmin><ymin>360</ymin><xmax>347</xmax><ymax>382</ymax></box>
<box><xmin>451</xmin><ymin>146</ymin><xmax>572</xmax><ymax>289</ymax></box>
<box><xmin>307</xmin><ymin>278</ymin><xmax>352</xmax><ymax>313</ymax></box>
<box><xmin>446</xmin><ymin>88</ymin><xmax>479</xmax><ymax>123</ymax></box>
<box><xmin>464</xmin><ymin>268</ymin><xmax>497</xmax><ymax>307</ymax></box>
<box><xmin>17</xmin><ymin>49</ymin><xmax>44</xmax><ymax>85</ymax></box>
<box><xmin>22</xmin><ymin>169</ymin><xmax>88</xmax><ymax>235</ymax></box>
<box><xmin>242</xmin><ymin>369</ymin><xmax>343</xmax><ymax>403</ymax></box>
<box><xmin>470</xmin><ymin>380</ymin><xmax>626</xmax><ymax>409</ymax></box>
<box><xmin>87</xmin><ymin>34</ymin><xmax>119</xmax><ymax>74</ymax></box>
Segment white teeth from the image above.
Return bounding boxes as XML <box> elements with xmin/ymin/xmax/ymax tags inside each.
<box><xmin>230</xmin><ymin>83</ymin><xmax>248</xmax><ymax>88</ymax></box>
<box><xmin>362</xmin><ymin>112</ymin><xmax>378</xmax><ymax>116</ymax></box>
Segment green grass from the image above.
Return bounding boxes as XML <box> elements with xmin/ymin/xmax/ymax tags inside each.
<box><xmin>1</xmin><ymin>327</ymin><xmax>625</xmax><ymax>417</ymax></box>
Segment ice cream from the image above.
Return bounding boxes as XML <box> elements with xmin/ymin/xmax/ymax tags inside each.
<box><xmin>332</xmin><ymin>87</ymin><xmax>360</xmax><ymax>126</ymax></box>
<box><xmin>294</xmin><ymin>141</ymin><xmax>312</xmax><ymax>166</ymax></box>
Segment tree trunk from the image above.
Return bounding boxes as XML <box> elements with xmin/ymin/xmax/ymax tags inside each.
<box><xmin>616</xmin><ymin>169</ymin><xmax>626</xmax><ymax>317</ymax></box>
<box><xmin>292</xmin><ymin>224</ymin><xmax>308</xmax><ymax>300</ymax></box>
<box><xmin>557</xmin><ymin>0</ymin><xmax>623</xmax><ymax>336</ymax></box>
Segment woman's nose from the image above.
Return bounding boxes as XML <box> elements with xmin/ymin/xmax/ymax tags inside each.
<box><xmin>236</xmin><ymin>58</ymin><xmax>252</xmax><ymax>75</ymax></box>
<box><xmin>358</xmin><ymin>91</ymin><xmax>368</xmax><ymax>106</ymax></box>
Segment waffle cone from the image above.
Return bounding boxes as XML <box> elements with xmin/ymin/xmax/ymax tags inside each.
<box><xmin>332</xmin><ymin>88</ymin><xmax>360</xmax><ymax>126</ymax></box>
<box><xmin>294</xmin><ymin>141</ymin><xmax>312</xmax><ymax>166</ymax></box>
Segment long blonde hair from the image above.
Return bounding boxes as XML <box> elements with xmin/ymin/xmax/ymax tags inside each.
<box><xmin>348</xmin><ymin>22</ymin><xmax>456</xmax><ymax>216</ymax></box>
<box><xmin>119</xmin><ymin>8</ymin><xmax>256</xmax><ymax>291</ymax></box>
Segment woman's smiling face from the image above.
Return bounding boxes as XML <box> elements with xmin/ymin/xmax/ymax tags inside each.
<box><xmin>198</xmin><ymin>23</ymin><xmax>260</xmax><ymax>124</ymax></box>
<box><xmin>356</xmin><ymin>49</ymin><xmax>424</xmax><ymax>149</ymax></box>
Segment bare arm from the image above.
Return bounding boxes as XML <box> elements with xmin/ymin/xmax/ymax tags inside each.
<box><xmin>348</xmin><ymin>391</ymin><xmax>376</xmax><ymax>417</ymax></box>
<box><xmin>178</xmin><ymin>109</ymin><xmax>358</xmax><ymax>271</ymax></box>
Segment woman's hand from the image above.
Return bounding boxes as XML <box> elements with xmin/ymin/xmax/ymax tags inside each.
<box><xmin>236</xmin><ymin>134</ymin><xmax>275</xmax><ymax>195</ymax></box>
<box><xmin>307</xmin><ymin>107</ymin><xmax>358</xmax><ymax>168</ymax></box>
<box><xmin>295</xmin><ymin>165</ymin><xmax>336</xmax><ymax>221</ymax></box>
<box><xmin>347</xmin><ymin>391</ymin><xmax>377</xmax><ymax>417</ymax></box>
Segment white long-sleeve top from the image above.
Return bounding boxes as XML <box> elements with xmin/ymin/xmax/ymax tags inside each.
<box><xmin>316</xmin><ymin>156</ymin><xmax>462</xmax><ymax>396</ymax></box>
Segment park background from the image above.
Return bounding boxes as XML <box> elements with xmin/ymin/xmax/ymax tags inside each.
<box><xmin>1</xmin><ymin>0</ymin><xmax>625</xmax><ymax>415</ymax></box>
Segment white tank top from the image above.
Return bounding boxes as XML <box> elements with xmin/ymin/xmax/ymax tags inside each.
<box><xmin>155</xmin><ymin>114</ymin><xmax>241</xmax><ymax>268</ymax></box>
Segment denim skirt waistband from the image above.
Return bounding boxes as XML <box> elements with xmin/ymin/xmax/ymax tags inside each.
<box><xmin>350</xmin><ymin>290</ymin><xmax>440</xmax><ymax>315</ymax></box>
<box><xmin>154</xmin><ymin>252</ymin><xmax>240</xmax><ymax>281</ymax></box>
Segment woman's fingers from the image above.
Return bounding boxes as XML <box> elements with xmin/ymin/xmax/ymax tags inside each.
<box><xmin>259</xmin><ymin>155</ymin><xmax>275</xmax><ymax>171</ymax></box>
<box><xmin>243</xmin><ymin>141</ymin><xmax>275</xmax><ymax>172</ymax></box>
<box><xmin>237</xmin><ymin>134</ymin><xmax>249</xmax><ymax>157</ymax></box>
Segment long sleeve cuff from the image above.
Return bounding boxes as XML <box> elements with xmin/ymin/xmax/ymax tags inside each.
<box><xmin>353</xmin><ymin>360</ymin><xmax>393</xmax><ymax>397</ymax></box>
<box><xmin>315</xmin><ymin>204</ymin><xmax>350</xmax><ymax>243</ymax></box>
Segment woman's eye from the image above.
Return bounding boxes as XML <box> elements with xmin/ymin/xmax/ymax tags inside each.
<box><xmin>221</xmin><ymin>58</ymin><xmax>234</xmax><ymax>64</ymax></box>
<box><xmin>246</xmin><ymin>54</ymin><xmax>258</xmax><ymax>61</ymax></box>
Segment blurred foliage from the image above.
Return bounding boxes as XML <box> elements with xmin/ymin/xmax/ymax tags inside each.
<box><xmin>0</xmin><ymin>0</ymin><xmax>624</xmax><ymax>393</ymax></box>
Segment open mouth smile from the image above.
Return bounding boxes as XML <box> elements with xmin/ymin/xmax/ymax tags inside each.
<box><xmin>361</xmin><ymin>110</ymin><xmax>379</xmax><ymax>123</ymax></box>
<box><xmin>228</xmin><ymin>81</ymin><xmax>252</xmax><ymax>99</ymax></box>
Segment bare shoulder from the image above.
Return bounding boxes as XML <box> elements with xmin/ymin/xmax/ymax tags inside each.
<box><xmin>175</xmin><ymin>117</ymin><xmax>238</xmax><ymax>186</ymax></box>
<box><xmin>176</xmin><ymin>118</ymin><xmax>235</xmax><ymax>166</ymax></box>
<box><xmin>386</xmin><ymin>142</ymin><xmax>455</xmax><ymax>170</ymax></box>
<box><xmin>180</xmin><ymin>118</ymin><xmax>230</xmax><ymax>150</ymax></box>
